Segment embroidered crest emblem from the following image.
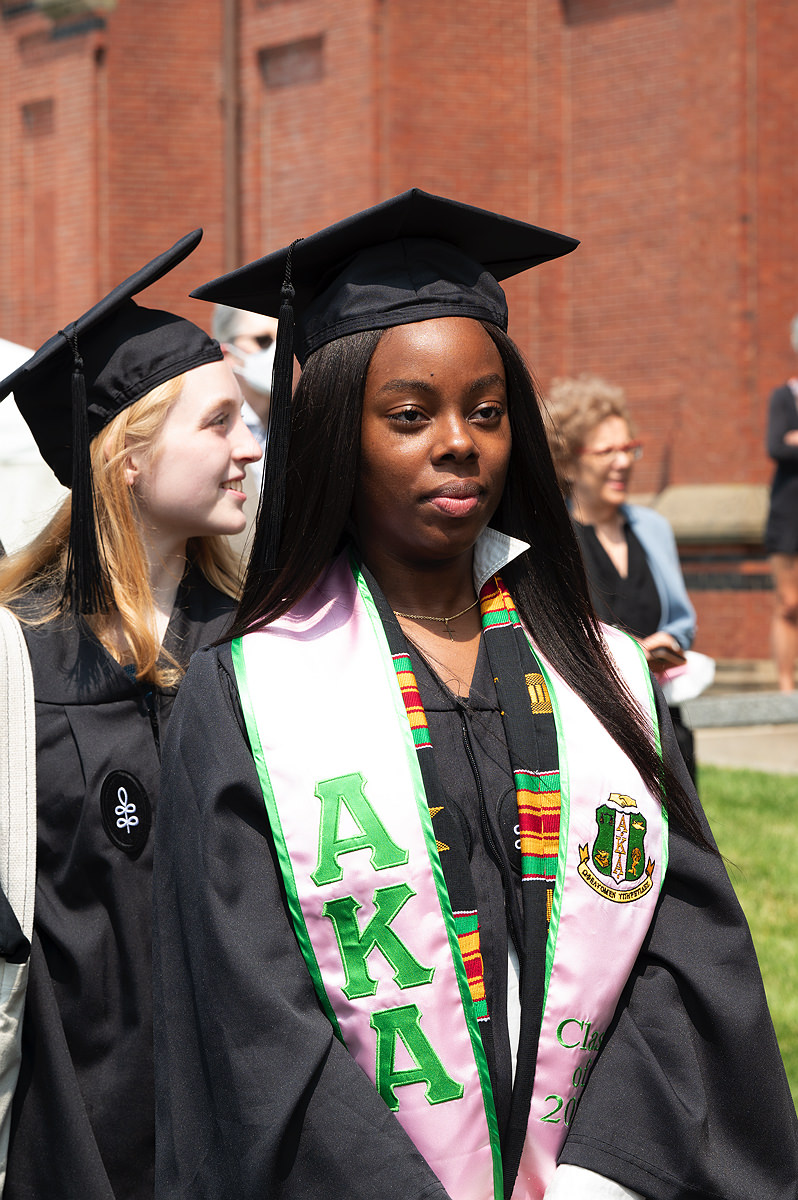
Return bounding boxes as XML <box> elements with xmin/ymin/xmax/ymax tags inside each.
<box><xmin>578</xmin><ymin>793</ymin><xmax>654</xmax><ymax>903</ymax></box>
<box><xmin>100</xmin><ymin>770</ymin><xmax>151</xmax><ymax>858</ymax></box>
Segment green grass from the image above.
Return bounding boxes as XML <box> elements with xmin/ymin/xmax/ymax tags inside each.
<box><xmin>699</xmin><ymin>764</ymin><xmax>798</xmax><ymax>1108</ymax></box>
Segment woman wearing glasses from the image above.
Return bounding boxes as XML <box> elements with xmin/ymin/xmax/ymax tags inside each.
<box><xmin>544</xmin><ymin>375</ymin><xmax>697</xmax><ymax>776</ymax></box>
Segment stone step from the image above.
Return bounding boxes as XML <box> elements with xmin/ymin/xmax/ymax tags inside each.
<box><xmin>706</xmin><ymin>658</ymin><xmax>778</xmax><ymax>694</ymax></box>
<box><xmin>683</xmin><ymin>690</ymin><xmax>798</xmax><ymax>729</ymax></box>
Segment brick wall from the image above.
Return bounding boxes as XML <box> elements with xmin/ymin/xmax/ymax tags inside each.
<box><xmin>691</xmin><ymin>586</ymin><xmax>773</xmax><ymax>662</ymax></box>
<box><xmin>1</xmin><ymin>0</ymin><xmax>797</xmax><ymax>660</ymax></box>
<box><xmin>4</xmin><ymin>0</ymin><xmax>797</xmax><ymax>446</ymax></box>
<box><xmin>0</xmin><ymin>8</ymin><xmax>105</xmax><ymax>344</ymax></box>
<box><xmin>680</xmin><ymin>542</ymin><xmax>774</xmax><ymax>659</ymax></box>
<box><xmin>235</xmin><ymin>0</ymin><xmax>379</xmax><ymax>270</ymax></box>
<box><xmin>101</xmin><ymin>0</ymin><xmax>226</xmax><ymax>326</ymax></box>
<box><xmin>0</xmin><ymin>0</ymin><xmax>225</xmax><ymax>345</ymax></box>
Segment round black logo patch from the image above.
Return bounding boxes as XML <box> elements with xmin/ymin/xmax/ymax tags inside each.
<box><xmin>100</xmin><ymin>770</ymin><xmax>152</xmax><ymax>858</ymax></box>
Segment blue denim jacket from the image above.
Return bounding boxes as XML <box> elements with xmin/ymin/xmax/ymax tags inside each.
<box><xmin>622</xmin><ymin>504</ymin><xmax>696</xmax><ymax>649</ymax></box>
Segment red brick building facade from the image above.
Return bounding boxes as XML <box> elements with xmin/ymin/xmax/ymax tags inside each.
<box><xmin>2</xmin><ymin>0</ymin><xmax>797</xmax><ymax>658</ymax></box>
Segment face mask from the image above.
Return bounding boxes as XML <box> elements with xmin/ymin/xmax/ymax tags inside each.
<box><xmin>230</xmin><ymin>341</ymin><xmax>276</xmax><ymax>396</ymax></box>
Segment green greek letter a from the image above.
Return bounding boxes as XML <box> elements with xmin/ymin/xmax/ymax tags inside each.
<box><xmin>323</xmin><ymin>884</ymin><xmax>435</xmax><ymax>1000</ymax></box>
<box><xmin>312</xmin><ymin>772</ymin><xmax>409</xmax><ymax>886</ymax></box>
<box><xmin>370</xmin><ymin>1004</ymin><xmax>465</xmax><ymax>1112</ymax></box>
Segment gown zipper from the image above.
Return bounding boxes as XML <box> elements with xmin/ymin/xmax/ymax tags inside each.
<box><xmin>458</xmin><ymin>705</ymin><xmax>523</xmax><ymax>957</ymax></box>
<box><xmin>143</xmin><ymin>688</ymin><xmax>161</xmax><ymax>759</ymax></box>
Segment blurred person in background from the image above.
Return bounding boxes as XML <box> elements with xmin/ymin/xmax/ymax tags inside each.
<box><xmin>545</xmin><ymin>375</ymin><xmax>697</xmax><ymax>779</ymax></box>
<box><xmin>213</xmin><ymin>305</ymin><xmax>279</xmax><ymax>563</ymax></box>
<box><xmin>0</xmin><ymin>232</ymin><xmax>260</xmax><ymax>1199</ymax></box>
<box><xmin>213</xmin><ymin>303</ymin><xmax>279</xmax><ymax>469</ymax></box>
<box><xmin>0</xmin><ymin>336</ymin><xmax>68</xmax><ymax>554</ymax></box>
<box><xmin>764</xmin><ymin>315</ymin><xmax>798</xmax><ymax>692</ymax></box>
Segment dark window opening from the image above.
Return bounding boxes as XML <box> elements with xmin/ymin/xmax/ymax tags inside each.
<box><xmin>259</xmin><ymin>35</ymin><xmax>324</xmax><ymax>89</ymax></box>
<box><xmin>21</xmin><ymin>97</ymin><xmax>54</xmax><ymax>136</ymax></box>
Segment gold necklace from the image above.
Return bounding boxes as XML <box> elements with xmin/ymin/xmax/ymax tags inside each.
<box><xmin>393</xmin><ymin>596</ymin><xmax>480</xmax><ymax>641</ymax></box>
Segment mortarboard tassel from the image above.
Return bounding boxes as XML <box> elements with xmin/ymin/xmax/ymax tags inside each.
<box><xmin>60</xmin><ymin>327</ymin><xmax>112</xmax><ymax>615</ymax></box>
<box><xmin>248</xmin><ymin>239</ymin><xmax>303</xmax><ymax>579</ymax></box>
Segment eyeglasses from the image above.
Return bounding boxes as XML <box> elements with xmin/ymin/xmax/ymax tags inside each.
<box><xmin>233</xmin><ymin>334</ymin><xmax>275</xmax><ymax>351</ymax></box>
<box><xmin>577</xmin><ymin>440</ymin><xmax>643</xmax><ymax>462</ymax></box>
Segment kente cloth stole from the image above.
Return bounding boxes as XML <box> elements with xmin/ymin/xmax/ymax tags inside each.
<box><xmin>364</xmin><ymin>567</ymin><xmax>493</xmax><ymax>1028</ymax></box>
<box><xmin>477</xmin><ymin>574</ymin><xmax>562</xmax><ymax>1193</ymax></box>
<box><xmin>387</xmin><ymin>650</ymin><xmax>491</xmax><ymax>1020</ymax></box>
<box><xmin>369</xmin><ymin>567</ymin><xmax>561</xmax><ymax>1032</ymax></box>
<box><xmin>479</xmin><ymin>576</ymin><xmax>560</xmax><ymax>887</ymax></box>
<box><xmin>232</xmin><ymin>551</ymin><xmax>667</xmax><ymax>1200</ymax></box>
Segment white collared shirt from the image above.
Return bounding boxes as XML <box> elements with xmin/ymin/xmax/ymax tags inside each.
<box><xmin>472</xmin><ymin>526</ymin><xmax>530</xmax><ymax>593</ymax></box>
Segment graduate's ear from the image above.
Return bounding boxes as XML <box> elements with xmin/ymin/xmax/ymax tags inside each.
<box><xmin>116</xmin><ymin>437</ymin><xmax>141</xmax><ymax>488</ymax></box>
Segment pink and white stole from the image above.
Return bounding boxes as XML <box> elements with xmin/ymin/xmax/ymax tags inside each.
<box><xmin>232</xmin><ymin>553</ymin><xmax>667</xmax><ymax>1200</ymax></box>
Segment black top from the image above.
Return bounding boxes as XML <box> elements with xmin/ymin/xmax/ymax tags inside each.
<box><xmin>573</xmin><ymin>520</ymin><xmax>661</xmax><ymax>638</ymax></box>
<box><xmin>765</xmin><ymin>382</ymin><xmax>798</xmax><ymax>554</ymax></box>
<box><xmin>152</xmin><ymin>635</ymin><xmax>797</xmax><ymax>1200</ymax></box>
<box><xmin>5</xmin><ymin>568</ymin><xmax>234</xmax><ymax>1200</ymax></box>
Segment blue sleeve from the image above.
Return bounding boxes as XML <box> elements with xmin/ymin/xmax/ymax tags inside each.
<box><xmin>628</xmin><ymin>508</ymin><xmax>696</xmax><ymax>649</ymax></box>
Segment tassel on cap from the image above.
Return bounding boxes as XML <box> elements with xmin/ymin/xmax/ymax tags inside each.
<box><xmin>248</xmin><ymin>239</ymin><xmax>303</xmax><ymax>579</ymax></box>
<box><xmin>60</xmin><ymin>327</ymin><xmax>112</xmax><ymax>615</ymax></box>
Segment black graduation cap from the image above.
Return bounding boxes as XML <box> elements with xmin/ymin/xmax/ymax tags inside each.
<box><xmin>192</xmin><ymin>188</ymin><xmax>579</xmax><ymax>366</ymax></box>
<box><xmin>0</xmin><ymin>229</ymin><xmax>223</xmax><ymax>615</ymax></box>
<box><xmin>191</xmin><ymin>189</ymin><xmax>578</xmax><ymax>577</ymax></box>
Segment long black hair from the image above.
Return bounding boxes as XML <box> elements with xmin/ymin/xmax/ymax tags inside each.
<box><xmin>226</xmin><ymin>321</ymin><xmax>708</xmax><ymax>845</ymax></box>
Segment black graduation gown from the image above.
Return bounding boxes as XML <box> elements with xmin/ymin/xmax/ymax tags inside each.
<box><xmin>152</xmin><ymin>639</ymin><xmax>798</xmax><ymax>1200</ymax></box>
<box><xmin>0</xmin><ymin>886</ymin><xmax>29</xmax><ymax>964</ymax></box>
<box><xmin>5</xmin><ymin>569</ymin><xmax>234</xmax><ymax>1200</ymax></box>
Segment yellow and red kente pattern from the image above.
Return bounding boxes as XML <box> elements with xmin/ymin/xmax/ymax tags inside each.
<box><xmin>515</xmin><ymin>769</ymin><xmax>561</xmax><ymax>883</ymax></box>
<box><xmin>392</xmin><ymin>653</ymin><xmax>432</xmax><ymax>749</ymax></box>
<box><xmin>452</xmin><ymin>909</ymin><xmax>488</xmax><ymax>1020</ymax></box>
<box><xmin>479</xmin><ymin>576</ymin><xmax>562</xmax><ymax>884</ymax></box>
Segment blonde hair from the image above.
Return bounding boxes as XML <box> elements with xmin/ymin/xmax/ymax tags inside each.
<box><xmin>0</xmin><ymin>375</ymin><xmax>242</xmax><ymax>686</ymax></box>
<box><xmin>543</xmin><ymin>374</ymin><xmax>634</xmax><ymax>494</ymax></box>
